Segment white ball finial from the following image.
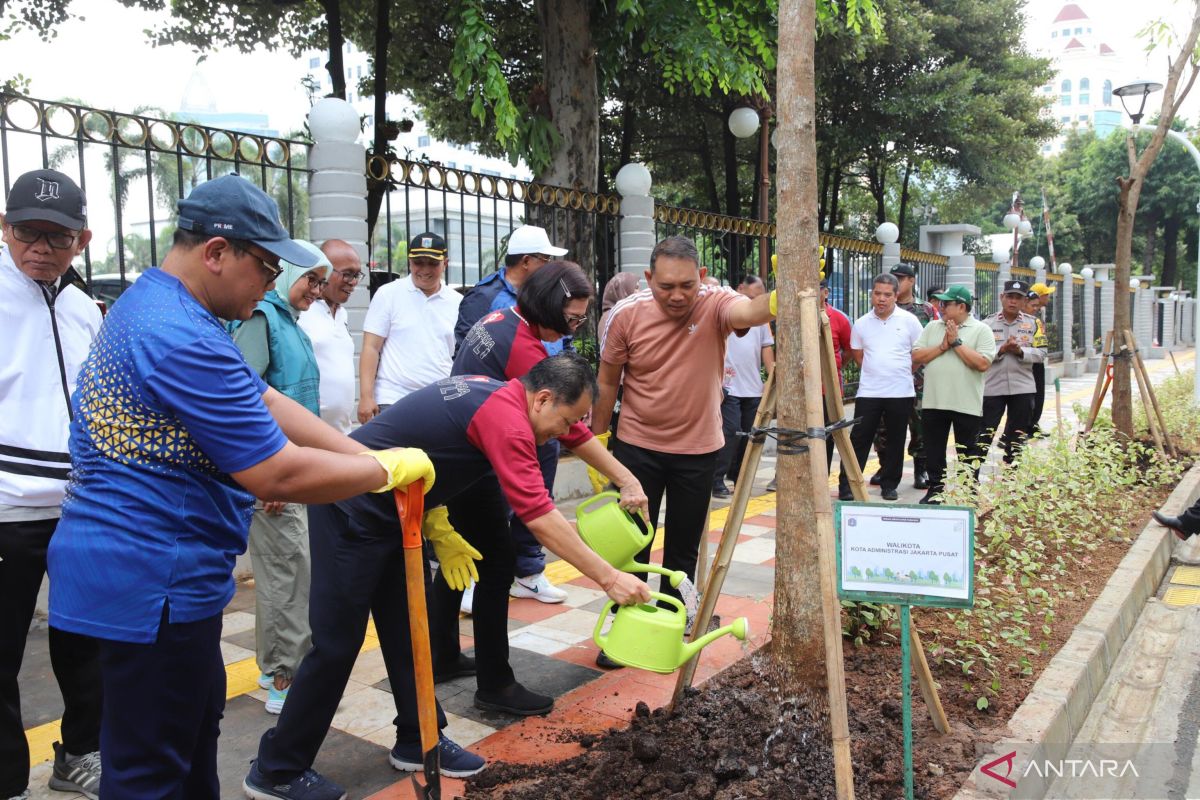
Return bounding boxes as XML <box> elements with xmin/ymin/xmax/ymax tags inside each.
<box><xmin>1058</xmin><ymin>262</ymin><xmax>1073</xmax><ymax>276</ymax></box>
<box><xmin>1081</xmin><ymin>267</ymin><xmax>1094</xmax><ymax>279</ymax></box>
<box><xmin>1002</xmin><ymin>212</ymin><xmax>1021</xmax><ymax>231</ymax></box>
<box><xmin>308</xmin><ymin>98</ymin><xmax>361</xmax><ymax>143</ymax></box>
<box><xmin>875</xmin><ymin>222</ymin><xmax>899</xmax><ymax>244</ymax></box>
<box><xmin>1029</xmin><ymin>256</ymin><xmax>1046</xmax><ymax>271</ymax></box>
<box><xmin>728</xmin><ymin>107</ymin><xmax>761</xmax><ymax>139</ymax></box>
<box><xmin>1129</xmin><ymin>278</ymin><xmax>1141</xmax><ymax>289</ymax></box>
<box><xmin>614</xmin><ymin>163</ymin><xmax>652</xmax><ymax>197</ymax></box>
<box><xmin>1019</xmin><ymin>219</ymin><xmax>1033</xmax><ymax>237</ymax></box>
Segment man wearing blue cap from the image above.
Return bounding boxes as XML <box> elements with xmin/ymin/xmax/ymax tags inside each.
<box><xmin>46</xmin><ymin>175</ymin><xmax>436</xmax><ymax>799</ymax></box>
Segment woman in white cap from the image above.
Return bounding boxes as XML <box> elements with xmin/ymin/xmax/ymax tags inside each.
<box><xmin>229</xmin><ymin>240</ymin><xmax>331</xmax><ymax>716</ymax></box>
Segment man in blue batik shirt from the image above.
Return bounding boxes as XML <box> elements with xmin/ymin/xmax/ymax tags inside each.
<box><xmin>47</xmin><ymin>175</ymin><xmax>434</xmax><ymax>800</ymax></box>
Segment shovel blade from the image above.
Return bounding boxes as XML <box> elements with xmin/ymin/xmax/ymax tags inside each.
<box><xmin>406</xmin><ymin>746</ymin><xmax>441</xmax><ymax>799</ymax></box>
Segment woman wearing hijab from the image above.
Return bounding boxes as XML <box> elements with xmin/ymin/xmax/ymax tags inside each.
<box><xmin>229</xmin><ymin>240</ymin><xmax>330</xmax><ymax>716</ymax></box>
<box><xmin>598</xmin><ymin>271</ymin><xmax>640</xmax><ymax>339</ymax></box>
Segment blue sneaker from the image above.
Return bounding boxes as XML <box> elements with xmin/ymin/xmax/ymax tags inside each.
<box><xmin>265</xmin><ymin>683</ymin><xmax>288</xmax><ymax>714</ymax></box>
<box><xmin>242</xmin><ymin>761</ymin><xmax>346</xmax><ymax>800</ymax></box>
<box><xmin>258</xmin><ymin>673</ymin><xmax>273</xmax><ymax>691</ymax></box>
<box><xmin>389</xmin><ymin>736</ymin><xmax>485</xmax><ymax>778</ymax></box>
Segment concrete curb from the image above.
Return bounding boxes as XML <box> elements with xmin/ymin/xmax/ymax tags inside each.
<box><xmin>953</xmin><ymin>459</ymin><xmax>1200</xmax><ymax>799</ymax></box>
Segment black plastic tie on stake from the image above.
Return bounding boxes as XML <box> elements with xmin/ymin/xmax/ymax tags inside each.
<box><xmin>740</xmin><ymin>417</ymin><xmax>862</xmax><ymax>455</ymax></box>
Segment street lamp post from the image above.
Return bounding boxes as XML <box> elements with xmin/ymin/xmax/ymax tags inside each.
<box><xmin>1001</xmin><ymin>191</ymin><xmax>1033</xmax><ymax>282</ymax></box>
<box><xmin>729</xmin><ymin>104</ymin><xmax>773</xmax><ymax>280</ymax></box>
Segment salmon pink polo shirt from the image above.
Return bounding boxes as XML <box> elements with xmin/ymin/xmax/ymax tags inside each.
<box><xmin>600</xmin><ymin>285</ymin><xmax>747</xmax><ymax>454</ymax></box>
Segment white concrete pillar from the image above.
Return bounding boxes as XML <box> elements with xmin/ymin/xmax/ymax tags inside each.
<box><xmin>1094</xmin><ymin>265</ymin><xmax>1113</xmax><ymax>346</ymax></box>
<box><xmin>919</xmin><ymin>224</ymin><xmax>981</xmax><ymax>293</ymax></box>
<box><xmin>615</xmin><ymin>163</ymin><xmax>654</xmax><ymax>274</ymax></box>
<box><xmin>306</xmin><ymin>97</ymin><xmax>370</xmax><ymax>368</ymax></box>
<box><xmin>876</xmin><ymin>222</ymin><xmax>900</xmax><ymax>272</ymax></box>
<box><xmin>1081</xmin><ymin>267</ymin><xmax>1097</xmax><ymax>370</ymax></box>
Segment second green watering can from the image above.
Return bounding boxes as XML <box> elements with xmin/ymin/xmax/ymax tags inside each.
<box><xmin>593</xmin><ymin>592</ymin><xmax>748</xmax><ymax>674</ymax></box>
<box><xmin>576</xmin><ymin>491</ymin><xmax>686</xmax><ymax>587</ymax></box>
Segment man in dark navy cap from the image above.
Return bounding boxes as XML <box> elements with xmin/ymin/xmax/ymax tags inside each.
<box><xmin>47</xmin><ymin>175</ymin><xmax>436</xmax><ymax>799</ymax></box>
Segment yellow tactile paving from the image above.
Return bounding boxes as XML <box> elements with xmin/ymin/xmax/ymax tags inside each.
<box><xmin>1163</xmin><ymin>586</ymin><xmax>1200</xmax><ymax>607</ymax></box>
<box><xmin>1171</xmin><ymin>566</ymin><xmax>1200</xmax><ymax>587</ymax></box>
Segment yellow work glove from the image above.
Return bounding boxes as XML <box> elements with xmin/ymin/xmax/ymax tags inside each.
<box><xmin>769</xmin><ymin>289</ymin><xmax>777</xmax><ymax>317</ymax></box>
<box><xmin>362</xmin><ymin>448</ymin><xmax>436</xmax><ymax>494</ymax></box>
<box><xmin>422</xmin><ymin>506</ymin><xmax>482</xmax><ymax>591</ymax></box>
<box><xmin>587</xmin><ymin>431</ymin><xmax>612</xmax><ymax>494</ymax></box>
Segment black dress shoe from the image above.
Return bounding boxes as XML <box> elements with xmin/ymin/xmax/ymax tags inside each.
<box><xmin>918</xmin><ymin>492</ymin><xmax>941</xmax><ymax>505</ymax></box>
<box><xmin>711</xmin><ymin>484</ymin><xmax>731</xmax><ymax>498</ymax></box>
<box><xmin>869</xmin><ymin>473</ymin><xmax>882</xmax><ymax>486</ymax></box>
<box><xmin>837</xmin><ymin>489</ymin><xmax>854</xmax><ymax>501</ymax></box>
<box><xmin>433</xmin><ymin>653</ymin><xmax>477</xmax><ymax>683</ymax></box>
<box><xmin>881</xmin><ymin>488</ymin><xmax>899</xmax><ymax>501</ymax></box>
<box><xmin>595</xmin><ymin>650</ymin><xmax>625</xmax><ymax>669</ymax></box>
<box><xmin>913</xmin><ymin>470</ymin><xmax>929</xmax><ymax>490</ymax></box>
<box><xmin>474</xmin><ymin>682</ymin><xmax>554</xmax><ymax>716</ymax></box>
<box><xmin>1153</xmin><ymin>511</ymin><xmax>1194</xmax><ymax>540</ymax></box>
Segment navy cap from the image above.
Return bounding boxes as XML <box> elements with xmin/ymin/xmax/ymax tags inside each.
<box><xmin>5</xmin><ymin>169</ymin><xmax>87</xmax><ymax>229</ymax></box>
<box><xmin>409</xmin><ymin>232</ymin><xmax>448</xmax><ymax>258</ymax></box>
<box><xmin>890</xmin><ymin>262</ymin><xmax>917</xmax><ymax>278</ymax></box>
<box><xmin>1002</xmin><ymin>279</ymin><xmax>1030</xmax><ymax>296</ymax></box>
<box><xmin>176</xmin><ymin>175</ymin><xmax>319</xmax><ymax>267</ymax></box>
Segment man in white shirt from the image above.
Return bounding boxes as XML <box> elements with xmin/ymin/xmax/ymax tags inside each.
<box><xmin>838</xmin><ymin>273</ymin><xmax>923</xmax><ymax>501</ymax></box>
<box><xmin>298</xmin><ymin>239</ymin><xmax>360</xmax><ymax>434</ymax></box>
<box><xmin>358</xmin><ymin>233</ymin><xmax>463</xmax><ymax>420</ymax></box>
<box><xmin>712</xmin><ymin>275</ymin><xmax>774</xmax><ymax>498</ymax></box>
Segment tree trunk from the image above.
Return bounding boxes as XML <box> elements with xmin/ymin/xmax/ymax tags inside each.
<box><xmin>722</xmin><ymin>106</ymin><xmax>742</xmax><ymax>218</ymax></box>
<box><xmin>776</xmin><ymin>0</ymin><xmax>855</xmax><ymax>796</ymax></box>
<box><xmin>818</xmin><ymin>159</ymin><xmax>832</xmax><ymax>232</ymax></box>
<box><xmin>1163</xmin><ymin>214</ymin><xmax>1181</xmax><ymax>286</ymax></box>
<box><xmin>897</xmin><ymin>158</ymin><xmax>913</xmax><ymax>244</ymax></box>
<box><xmin>365</xmin><ymin>0</ymin><xmax>390</xmax><ymax>241</ymax></box>
<box><xmin>322</xmin><ymin>0</ymin><xmax>346</xmax><ymax>99</ymax></box>
<box><xmin>828</xmin><ymin>166</ymin><xmax>843</xmax><ymax>233</ymax></box>
<box><xmin>533</xmin><ymin>0</ymin><xmax>599</xmax><ymax>274</ymax></box>
<box><xmin>866</xmin><ymin>159</ymin><xmax>886</xmax><ymax>224</ymax></box>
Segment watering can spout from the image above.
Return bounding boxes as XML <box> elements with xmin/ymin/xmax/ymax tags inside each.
<box><xmin>680</xmin><ymin>617</ymin><xmax>749</xmax><ymax>662</ymax></box>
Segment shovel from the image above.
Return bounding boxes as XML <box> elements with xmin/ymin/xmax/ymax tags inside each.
<box><xmin>394</xmin><ymin>481</ymin><xmax>441</xmax><ymax>800</ymax></box>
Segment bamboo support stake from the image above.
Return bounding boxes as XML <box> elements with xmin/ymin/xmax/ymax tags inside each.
<box><xmin>1123</xmin><ymin>331</ymin><xmax>1167</xmax><ymax>459</ymax></box>
<box><xmin>1083</xmin><ymin>331</ymin><xmax>1115</xmax><ymax>434</ymax></box>
<box><xmin>1125</xmin><ymin>331</ymin><xmax>1174</xmax><ymax>458</ymax></box>
<box><xmin>669</xmin><ymin>369</ymin><xmax>778</xmax><ymax>711</ymax></box>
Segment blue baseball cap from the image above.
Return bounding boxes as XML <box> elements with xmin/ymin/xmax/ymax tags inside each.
<box><xmin>176</xmin><ymin>175</ymin><xmax>319</xmax><ymax>267</ymax></box>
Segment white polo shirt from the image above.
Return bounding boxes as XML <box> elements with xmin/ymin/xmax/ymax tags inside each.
<box><xmin>364</xmin><ymin>275</ymin><xmax>463</xmax><ymax>403</ymax></box>
<box><xmin>297</xmin><ymin>299</ymin><xmax>355</xmax><ymax>433</ymax></box>
<box><xmin>850</xmin><ymin>306</ymin><xmax>922</xmax><ymax>398</ymax></box>
<box><xmin>723</xmin><ymin>323</ymin><xmax>774</xmax><ymax>398</ymax></box>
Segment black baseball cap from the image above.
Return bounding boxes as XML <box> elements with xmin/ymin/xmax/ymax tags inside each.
<box><xmin>890</xmin><ymin>262</ymin><xmax>917</xmax><ymax>278</ymax></box>
<box><xmin>4</xmin><ymin>169</ymin><xmax>87</xmax><ymax>229</ymax></box>
<box><xmin>176</xmin><ymin>175</ymin><xmax>319</xmax><ymax>267</ymax></box>
<box><xmin>1002</xmin><ymin>279</ymin><xmax>1030</xmax><ymax>296</ymax></box>
<box><xmin>409</xmin><ymin>232</ymin><xmax>448</xmax><ymax>259</ymax></box>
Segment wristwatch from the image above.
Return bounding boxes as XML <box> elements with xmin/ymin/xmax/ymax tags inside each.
<box><xmin>949</xmin><ymin>338</ymin><xmax>963</xmax><ymax>348</ymax></box>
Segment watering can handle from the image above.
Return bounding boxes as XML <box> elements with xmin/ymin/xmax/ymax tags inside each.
<box><xmin>576</xmin><ymin>490</ymin><xmax>622</xmax><ymax>517</ymax></box>
<box><xmin>647</xmin><ymin>591</ymin><xmax>687</xmax><ymax>615</ymax></box>
<box><xmin>593</xmin><ymin>600</ymin><xmax>616</xmax><ymax>648</ymax></box>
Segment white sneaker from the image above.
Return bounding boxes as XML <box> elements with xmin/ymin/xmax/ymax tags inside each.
<box><xmin>460</xmin><ymin>581</ymin><xmax>475</xmax><ymax>615</ymax></box>
<box><xmin>509</xmin><ymin>572</ymin><xmax>567</xmax><ymax>604</ymax></box>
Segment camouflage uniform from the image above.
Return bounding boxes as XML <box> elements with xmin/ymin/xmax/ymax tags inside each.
<box><xmin>873</xmin><ymin>299</ymin><xmax>935</xmax><ymax>481</ymax></box>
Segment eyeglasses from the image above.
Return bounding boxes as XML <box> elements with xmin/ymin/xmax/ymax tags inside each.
<box><xmin>9</xmin><ymin>223</ymin><xmax>79</xmax><ymax>250</ymax></box>
<box><xmin>529</xmin><ymin>253</ymin><xmax>552</xmax><ymax>263</ymax></box>
<box><xmin>304</xmin><ymin>273</ymin><xmax>329</xmax><ymax>289</ymax></box>
<box><xmin>245</xmin><ymin>250</ymin><xmax>283</xmax><ymax>287</ymax></box>
<box><xmin>564</xmin><ymin>313</ymin><xmax>588</xmax><ymax>328</ymax></box>
<box><xmin>333</xmin><ymin>269</ymin><xmax>363</xmax><ymax>283</ymax></box>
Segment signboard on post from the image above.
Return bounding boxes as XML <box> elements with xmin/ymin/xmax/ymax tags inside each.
<box><xmin>835</xmin><ymin>502</ymin><xmax>974</xmax><ymax>608</ymax></box>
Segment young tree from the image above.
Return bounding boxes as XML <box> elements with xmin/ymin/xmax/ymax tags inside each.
<box><xmin>1111</xmin><ymin>3</ymin><xmax>1200</xmax><ymax>435</ymax></box>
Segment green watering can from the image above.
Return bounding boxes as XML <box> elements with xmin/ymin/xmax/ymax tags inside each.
<box><xmin>593</xmin><ymin>592</ymin><xmax>749</xmax><ymax>674</ymax></box>
<box><xmin>576</xmin><ymin>491</ymin><xmax>686</xmax><ymax>587</ymax></box>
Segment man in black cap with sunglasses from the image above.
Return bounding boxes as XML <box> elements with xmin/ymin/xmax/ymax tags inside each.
<box><xmin>1</xmin><ymin>168</ymin><xmax>104</xmax><ymax>800</ymax></box>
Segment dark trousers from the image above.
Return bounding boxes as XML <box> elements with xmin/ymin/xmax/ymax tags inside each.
<box><xmin>257</xmin><ymin>503</ymin><xmax>447</xmax><ymax>781</ymax></box>
<box><xmin>1031</xmin><ymin>363</ymin><xmax>1047</xmax><ymax>433</ymax></box>
<box><xmin>714</xmin><ymin>393</ymin><xmax>760</xmax><ymax>488</ymax></box>
<box><xmin>839</xmin><ymin>396</ymin><xmax>914</xmax><ymax>494</ymax></box>
<box><xmin>921</xmin><ymin>409</ymin><xmax>984</xmax><ymax>495</ymax></box>
<box><xmin>97</xmin><ymin>608</ymin><xmax>223</xmax><ymax>799</ymax></box>
<box><xmin>509</xmin><ymin>441</ymin><xmax>558</xmax><ymax>578</ymax></box>
<box><xmin>1177</xmin><ymin>499</ymin><xmax>1200</xmax><ymax>535</ymax></box>
<box><xmin>973</xmin><ymin>393</ymin><xmax>1035</xmax><ymax>466</ymax></box>
<box><xmin>612</xmin><ymin>439</ymin><xmax>718</xmax><ymax>602</ymax></box>
<box><xmin>873</xmin><ymin>398</ymin><xmax>926</xmax><ymax>470</ymax></box>
<box><xmin>430</xmin><ymin>478</ymin><xmax>518</xmax><ymax>692</ymax></box>
<box><xmin>0</xmin><ymin>517</ymin><xmax>101</xmax><ymax>797</ymax></box>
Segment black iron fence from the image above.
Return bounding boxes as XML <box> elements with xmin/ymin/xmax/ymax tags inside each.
<box><xmin>0</xmin><ymin>93</ymin><xmax>309</xmax><ymax>298</ymax></box>
<box><xmin>653</xmin><ymin>204</ymin><xmax>773</xmax><ymax>287</ymax></box>
<box><xmin>1072</xmin><ymin>276</ymin><xmax>1085</xmax><ymax>356</ymax></box>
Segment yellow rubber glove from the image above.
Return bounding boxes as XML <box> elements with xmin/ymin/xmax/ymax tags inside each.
<box><xmin>422</xmin><ymin>506</ymin><xmax>482</xmax><ymax>591</ymax></box>
<box><xmin>769</xmin><ymin>289</ymin><xmax>777</xmax><ymax>317</ymax></box>
<box><xmin>587</xmin><ymin>431</ymin><xmax>613</xmax><ymax>494</ymax></box>
<box><xmin>362</xmin><ymin>448</ymin><xmax>436</xmax><ymax>494</ymax></box>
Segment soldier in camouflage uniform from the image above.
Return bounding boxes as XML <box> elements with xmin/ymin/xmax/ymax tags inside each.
<box><xmin>869</xmin><ymin>263</ymin><xmax>935</xmax><ymax>489</ymax></box>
